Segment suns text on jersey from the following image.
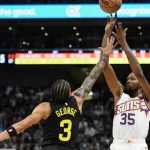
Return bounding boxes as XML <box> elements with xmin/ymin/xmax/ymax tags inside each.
<box><xmin>115</xmin><ymin>99</ymin><xmax>141</xmax><ymax>115</ymax></box>
<box><xmin>55</xmin><ymin>107</ymin><xmax>77</xmax><ymax>117</ymax></box>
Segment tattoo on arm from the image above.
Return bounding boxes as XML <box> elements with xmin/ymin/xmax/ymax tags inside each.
<box><xmin>74</xmin><ymin>54</ymin><xmax>109</xmax><ymax>99</ymax></box>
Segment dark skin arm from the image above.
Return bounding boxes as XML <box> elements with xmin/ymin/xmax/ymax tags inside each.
<box><xmin>100</xmin><ymin>13</ymin><xmax>123</xmax><ymax>104</ymax></box>
<box><xmin>0</xmin><ymin>102</ymin><xmax>51</xmax><ymax>141</ymax></box>
<box><xmin>113</xmin><ymin>22</ymin><xmax>150</xmax><ymax>106</ymax></box>
<box><xmin>72</xmin><ymin>37</ymin><xmax>118</xmax><ymax>112</ymax></box>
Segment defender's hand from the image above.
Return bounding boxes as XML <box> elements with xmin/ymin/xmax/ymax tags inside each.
<box><xmin>98</xmin><ymin>36</ymin><xmax>118</xmax><ymax>55</ymax></box>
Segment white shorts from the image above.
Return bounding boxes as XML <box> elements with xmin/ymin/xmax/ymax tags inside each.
<box><xmin>110</xmin><ymin>139</ymin><xmax>148</xmax><ymax>150</ymax></box>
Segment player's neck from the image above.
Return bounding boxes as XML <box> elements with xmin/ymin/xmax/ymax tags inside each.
<box><xmin>129</xmin><ymin>89</ymin><xmax>142</xmax><ymax>98</ymax></box>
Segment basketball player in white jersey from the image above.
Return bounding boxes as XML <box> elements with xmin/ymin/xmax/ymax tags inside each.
<box><xmin>99</xmin><ymin>14</ymin><xmax>150</xmax><ymax>150</ymax></box>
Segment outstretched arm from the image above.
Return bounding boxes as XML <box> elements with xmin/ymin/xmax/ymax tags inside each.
<box><xmin>113</xmin><ymin>22</ymin><xmax>150</xmax><ymax>103</ymax></box>
<box><xmin>73</xmin><ymin>54</ymin><xmax>108</xmax><ymax>100</ymax></box>
<box><xmin>73</xmin><ymin>37</ymin><xmax>117</xmax><ymax>107</ymax></box>
<box><xmin>101</xmin><ymin>14</ymin><xmax>123</xmax><ymax>104</ymax></box>
<box><xmin>0</xmin><ymin>102</ymin><xmax>50</xmax><ymax>141</ymax></box>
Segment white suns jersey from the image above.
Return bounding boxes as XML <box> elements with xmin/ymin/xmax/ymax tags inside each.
<box><xmin>113</xmin><ymin>93</ymin><xmax>150</xmax><ymax>139</ymax></box>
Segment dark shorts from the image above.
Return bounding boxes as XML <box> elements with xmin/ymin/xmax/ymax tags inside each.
<box><xmin>42</xmin><ymin>145</ymin><xmax>72</xmax><ymax>150</ymax></box>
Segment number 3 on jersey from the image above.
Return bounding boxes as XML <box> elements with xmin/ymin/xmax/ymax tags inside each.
<box><xmin>59</xmin><ymin>119</ymin><xmax>72</xmax><ymax>141</ymax></box>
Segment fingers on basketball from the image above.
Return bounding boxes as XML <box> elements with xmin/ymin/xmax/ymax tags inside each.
<box><xmin>99</xmin><ymin>0</ymin><xmax>122</xmax><ymax>14</ymax></box>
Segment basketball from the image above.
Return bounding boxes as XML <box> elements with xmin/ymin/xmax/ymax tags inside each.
<box><xmin>99</xmin><ymin>0</ymin><xmax>122</xmax><ymax>13</ymax></box>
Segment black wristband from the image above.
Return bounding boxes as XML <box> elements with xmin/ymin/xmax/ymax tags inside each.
<box><xmin>6</xmin><ymin>126</ymin><xmax>17</xmax><ymax>137</ymax></box>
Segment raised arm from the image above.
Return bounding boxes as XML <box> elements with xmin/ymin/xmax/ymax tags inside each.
<box><xmin>0</xmin><ymin>102</ymin><xmax>51</xmax><ymax>141</ymax></box>
<box><xmin>72</xmin><ymin>37</ymin><xmax>117</xmax><ymax>111</ymax></box>
<box><xmin>113</xmin><ymin>22</ymin><xmax>150</xmax><ymax>104</ymax></box>
<box><xmin>101</xmin><ymin>14</ymin><xmax>123</xmax><ymax>104</ymax></box>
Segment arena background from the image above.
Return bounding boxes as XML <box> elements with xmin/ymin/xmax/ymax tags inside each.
<box><xmin>0</xmin><ymin>0</ymin><xmax>150</xmax><ymax>150</ymax></box>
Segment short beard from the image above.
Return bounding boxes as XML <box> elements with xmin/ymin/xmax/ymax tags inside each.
<box><xmin>124</xmin><ymin>86</ymin><xmax>139</xmax><ymax>96</ymax></box>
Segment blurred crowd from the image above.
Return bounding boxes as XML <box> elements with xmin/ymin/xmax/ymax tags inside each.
<box><xmin>0</xmin><ymin>0</ymin><xmax>149</xmax><ymax>49</ymax></box>
<box><xmin>0</xmin><ymin>0</ymin><xmax>150</xmax><ymax>4</ymax></box>
<box><xmin>0</xmin><ymin>85</ymin><xmax>149</xmax><ymax>150</ymax></box>
<box><xmin>1</xmin><ymin>25</ymin><xmax>150</xmax><ymax>49</ymax></box>
<box><xmin>0</xmin><ymin>85</ymin><xmax>49</xmax><ymax>150</ymax></box>
<box><xmin>0</xmin><ymin>85</ymin><xmax>116</xmax><ymax>150</ymax></box>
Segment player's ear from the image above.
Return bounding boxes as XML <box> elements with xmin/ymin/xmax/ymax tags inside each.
<box><xmin>69</xmin><ymin>92</ymin><xmax>72</xmax><ymax>96</ymax></box>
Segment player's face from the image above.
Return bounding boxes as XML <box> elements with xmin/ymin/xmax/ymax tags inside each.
<box><xmin>125</xmin><ymin>73</ymin><xmax>141</xmax><ymax>95</ymax></box>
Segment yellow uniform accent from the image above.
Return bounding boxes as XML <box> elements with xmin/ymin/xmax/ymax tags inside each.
<box><xmin>59</xmin><ymin>119</ymin><xmax>72</xmax><ymax>141</ymax></box>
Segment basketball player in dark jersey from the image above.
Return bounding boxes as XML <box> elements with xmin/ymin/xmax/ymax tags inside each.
<box><xmin>0</xmin><ymin>37</ymin><xmax>118</xmax><ymax>150</ymax></box>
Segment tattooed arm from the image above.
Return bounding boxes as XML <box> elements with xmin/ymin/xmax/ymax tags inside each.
<box><xmin>0</xmin><ymin>103</ymin><xmax>51</xmax><ymax>142</ymax></box>
<box><xmin>73</xmin><ymin>54</ymin><xmax>109</xmax><ymax>99</ymax></box>
<box><xmin>72</xmin><ymin>37</ymin><xmax>117</xmax><ymax>113</ymax></box>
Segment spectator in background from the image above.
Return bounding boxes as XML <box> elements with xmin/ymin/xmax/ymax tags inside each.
<box><xmin>0</xmin><ymin>85</ymin><xmax>149</xmax><ymax>150</ymax></box>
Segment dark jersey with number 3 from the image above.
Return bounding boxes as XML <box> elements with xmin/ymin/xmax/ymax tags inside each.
<box><xmin>41</xmin><ymin>96</ymin><xmax>81</xmax><ymax>149</ymax></box>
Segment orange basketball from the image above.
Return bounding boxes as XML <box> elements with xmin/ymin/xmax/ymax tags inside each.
<box><xmin>99</xmin><ymin>0</ymin><xmax>122</xmax><ymax>13</ymax></box>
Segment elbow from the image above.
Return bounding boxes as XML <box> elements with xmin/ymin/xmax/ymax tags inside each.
<box><xmin>134</xmin><ymin>71</ymin><xmax>144</xmax><ymax>78</ymax></box>
<box><xmin>133</xmin><ymin>65</ymin><xmax>144</xmax><ymax>77</ymax></box>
